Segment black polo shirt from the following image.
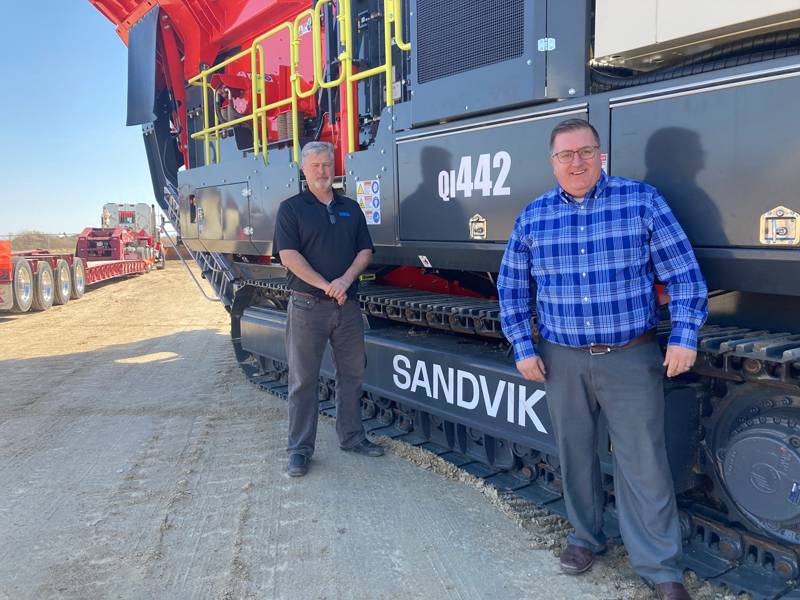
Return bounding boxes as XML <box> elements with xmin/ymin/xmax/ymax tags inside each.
<box><xmin>273</xmin><ymin>189</ymin><xmax>374</xmax><ymax>299</ymax></box>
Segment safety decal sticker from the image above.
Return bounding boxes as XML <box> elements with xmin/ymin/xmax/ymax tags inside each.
<box><xmin>357</xmin><ymin>179</ymin><xmax>381</xmax><ymax>225</ymax></box>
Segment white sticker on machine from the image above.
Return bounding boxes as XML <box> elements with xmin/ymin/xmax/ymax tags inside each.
<box><xmin>357</xmin><ymin>179</ymin><xmax>381</xmax><ymax>225</ymax></box>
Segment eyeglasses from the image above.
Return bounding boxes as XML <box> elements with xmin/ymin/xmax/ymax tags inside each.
<box><xmin>552</xmin><ymin>145</ymin><xmax>599</xmax><ymax>164</ymax></box>
<box><xmin>326</xmin><ymin>201</ymin><xmax>336</xmax><ymax>225</ymax></box>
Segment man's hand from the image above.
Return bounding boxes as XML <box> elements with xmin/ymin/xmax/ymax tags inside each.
<box><xmin>325</xmin><ymin>277</ymin><xmax>350</xmax><ymax>305</ymax></box>
<box><xmin>516</xmin><ymin>356</ymin><xmax>546</xmax><ymax>383</ymax></box>
<box><xmin>663</xmin><ymin>345</ymin><xmax>697</xmax><ymax>378</ymax></box>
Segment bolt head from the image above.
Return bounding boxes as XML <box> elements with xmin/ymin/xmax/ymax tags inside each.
<box><xmin>411</xmin><ymin>91</ymin><xmax>415</xmax><ymax>95</ymax></box>
<box><xmin>527</xmin><ymin>60</ymin><xmax>532</xmax><ymax>65</ymax></box>
<box><xmin>381</xmin><ymin>149</ymin><xmax>386</xmax><ymax>154</ymax></box>
<box><xmin>569</xmin><ymin>88</ymin><xmax>576</xmax><ymax>95</ymax></box>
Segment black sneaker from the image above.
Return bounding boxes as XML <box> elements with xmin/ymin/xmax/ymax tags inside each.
<box><xmin>287</xmin><ymin>453</ymin><xmax>308</xmax><ymax>477</ymax></box>
<box><xmin>340</xmin><ymin>439</ymin><xmax>384</xmax><ymax>457</ymax></box>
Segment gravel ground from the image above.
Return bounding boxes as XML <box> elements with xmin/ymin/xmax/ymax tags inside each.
<box><xmin>0</xmin><ymin>263</ymin><xmax>747</xmax><ymax>600</ymax></box>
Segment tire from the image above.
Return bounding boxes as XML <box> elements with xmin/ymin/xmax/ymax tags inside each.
<box><xmin>71</xmin><ymin>258</ymin><xmax>86</xmax><ymax>299</ymax></box>
<box><xmin>156</xmin><ymin>254</ymin><xmax>166</xmax><ymax>270</ymax></box>
<box><xmin>53</xmin><ymin>259</ymin><xmax>71</xmax><ymax>305</ymax></box>
<box><xmin>31</xmin><ymin>261</ymin><xmax>54</xmax><ymax>311</ymax></box>
<box><xmin>10</xmin><ymin>257</ymin><xmax>33</xmax><ymax>313</ymax></box>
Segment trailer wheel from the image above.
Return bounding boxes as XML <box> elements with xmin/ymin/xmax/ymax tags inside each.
<box><xmin>53</xmin><ymin>259</ymin><xmax>71</xmax><ymax>305</ymax></box>
<box><xmin>156</xmin><ymin>254</ymin><xmax>166</xmax><ymax>270</ymax></box>
<box><xmin>31</xmin><ymin>261</ymin><xmax>54</xmax><ymax>311</ymax></box>
<box><xmin>10</xmin><ymin>257</ymin><xmax>33</xmax><ymax>313</ymax></box>
<box><xmin>71</xmin><ymin>258</ymin><xmax>85</xmax><ymax>299</ymax></box>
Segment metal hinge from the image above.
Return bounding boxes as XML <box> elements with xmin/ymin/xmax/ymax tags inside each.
<box><xmin>538</xmin><ymin>38</ymin><xmax>555</xmax><ymax>52</ymax></box>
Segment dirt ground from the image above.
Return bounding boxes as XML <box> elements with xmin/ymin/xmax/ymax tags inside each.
<box><xmin>0</xmin><ymin>264</ymin><xmax>746</xmax><ymax>599</ymax></box>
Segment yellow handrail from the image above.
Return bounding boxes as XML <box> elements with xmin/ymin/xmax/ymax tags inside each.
<box><xmin>393</xmin><ymin>0</ymin><xmax>411</xmax><ymax>51</ymax></box>
<box><xmin>187</xmin><ymin>0</ymin><xmax>410</xmax><ymax>166</ymax></box>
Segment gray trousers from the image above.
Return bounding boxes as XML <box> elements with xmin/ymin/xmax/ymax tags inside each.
<box><xmin>538</xmin><ymin>336</ymin><xmax>683</xmax><ymax>584</ymax></box>
<box><xmin>285</xmin><ymin>293</ymin><xmax>367</xmax><ymax>457</ymax></box>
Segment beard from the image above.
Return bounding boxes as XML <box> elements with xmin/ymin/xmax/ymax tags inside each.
<box><xmin>314</xmin><ymin>176</ymin><xmax>333</xmax><ymax>189</ymax></box>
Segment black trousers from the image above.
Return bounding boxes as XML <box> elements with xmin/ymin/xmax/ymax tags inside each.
<box><xmin>285</xmin><ymin>293</ymin><xmax>367</xmax><ymax>457</ymax></box>
<box><xmin>538</xmin><ymin>337</ymin><xmax>684</xmax><ymax>584</ymax></box>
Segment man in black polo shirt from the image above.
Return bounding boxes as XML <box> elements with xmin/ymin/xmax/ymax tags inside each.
<box><xmin>274</xmin><ymin>141</ymin><xmax>383</xmax><ymax>477</ymax></box>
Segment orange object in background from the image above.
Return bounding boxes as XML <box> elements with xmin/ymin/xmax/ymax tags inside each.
<box><xmin>0</xmin><ymin>241</ymin><xmax>11</xmax><ymax>284</ymax></box>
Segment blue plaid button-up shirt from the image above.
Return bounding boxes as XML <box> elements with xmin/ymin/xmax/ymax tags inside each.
<box><xmin>498</xmin><ymin>172</ymin><xmax>708</xmax><ymax>361</ymax></box>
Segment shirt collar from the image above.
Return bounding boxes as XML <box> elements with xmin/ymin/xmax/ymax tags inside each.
<box><xmin>558</xmin><ymin>171</ymin><xmax>608</xmax><ymax>205</ymax></box>
<box><xmin>301</xmin><ymin>188</ymin><xmax>341</xmax><ymax>205</ymax></box>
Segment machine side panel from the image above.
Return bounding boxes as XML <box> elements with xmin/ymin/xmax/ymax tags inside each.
<box><xmin>610</xmin><ymin>74</ymin><xmax>800</xmax><ymax>249</ymax></box>
<box><xmin>409</xmin><ymin>0</ymin><xmax>544</xmax><ymax>125</ymax></box>
<box><xmin>397</xmin><ymin>109</ymin><xmax>587</xmax><ymax>242</ymax></box>
<box><xmin>609</xmin><ymin>72</ymin><xmax>800</xmax><ymax>294</ymax></box>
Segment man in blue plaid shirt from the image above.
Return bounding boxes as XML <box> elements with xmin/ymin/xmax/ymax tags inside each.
<box><xmin>498</xmin><ymin>119</ymin><xmax>707</xmax><ymax>600</ymax></box>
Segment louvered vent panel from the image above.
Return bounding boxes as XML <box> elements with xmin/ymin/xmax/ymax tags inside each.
<box><xmin>416</xmin><ymin>0</ymin><xmax>526</xmax><ymax>84</ymax></box>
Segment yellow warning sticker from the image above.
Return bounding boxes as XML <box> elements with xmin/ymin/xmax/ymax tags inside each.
<box><xmin>358</xmin><ymin>183</ymin><xmax>364</xmax><ymax>194</ymax></box>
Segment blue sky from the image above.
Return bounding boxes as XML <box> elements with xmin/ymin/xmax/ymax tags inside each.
<box><xmin>0</xmin><ymin>3</ymin><xmax>153</xmax><ymax>235</ymax></box>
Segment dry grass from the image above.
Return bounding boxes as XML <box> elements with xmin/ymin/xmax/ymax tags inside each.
<box><xmin>9</xmin><ymin>231</ymin><xmax>80</xmax><ymax>254</ymax></box>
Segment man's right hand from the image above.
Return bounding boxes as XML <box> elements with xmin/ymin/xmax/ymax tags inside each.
<box><xmin>516</xmin><ymin>356</ymin><xmax>546</xmax><ymax>382</ymax></box>
<box><xmin>325</xmin><ymin>278</ymin><xmax>349</xmax><ymax>305</ymax></box>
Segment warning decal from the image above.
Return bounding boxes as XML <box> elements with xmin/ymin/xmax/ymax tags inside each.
<box><xmin>356</xmin><ymin>179</ymin><xmax>380</xmax><ymax>225</ymax></box>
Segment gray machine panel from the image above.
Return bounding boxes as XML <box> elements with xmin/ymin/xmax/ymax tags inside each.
<box><xmin>178</xmin><ymin>155</ymin><xmax>299</xmax><ymax>255</ymax></box>
<box><xmin>410</xmin><ymin>0</ymin><xmax>589</xmax><ymax>126</ymax></box>
<box><xmin>344</xmin><ymin>106</ymin><xmax>398</xmax><ymax>247</ymax></box>
<box><xmin>397</xmin><ymin>108</ymin><xmax>587</xmax><ymax>242</ymax></box>
<box><xmin>249</xmin><ymin>161</ymin><xmax>301</xmax><ymax>256</ymax></box>
<box><xmin>609</xmin><ymin>73</ymin><xmax>800</xmax><ymax>250</ymax></box>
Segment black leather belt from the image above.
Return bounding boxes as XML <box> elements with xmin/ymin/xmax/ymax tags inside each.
<box><xmin>577</xmin><ymin>329</ymin><xmax>657</xmax><ymax>355</ymax></box>
<box><xmin>293</xmin><ymin>290</ymin><xmax>338</xmax><ymax>302</ymax></box>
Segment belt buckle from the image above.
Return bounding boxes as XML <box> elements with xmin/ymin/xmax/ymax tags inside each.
<box><xmin>589</xmin><ymin>345</ymin><xmax>612</xmax><ymax>355</ymax></box>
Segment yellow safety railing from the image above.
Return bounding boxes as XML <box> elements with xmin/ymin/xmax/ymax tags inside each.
<box><xmin>188</xmin><ymin>0</ymin><xmax>410</xmax><ymax>165</ymax></box>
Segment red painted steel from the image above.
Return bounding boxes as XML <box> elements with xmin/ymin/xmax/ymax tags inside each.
<box><xmin>90</xmin><ymin>0</ymin><xmax>342</xmax><ymax>172</ymax></box>
<box><xmin>378</xmin><ymin>266</ymin><xmax>487</xmax><ymax>299</ymax></box>
<box><xmin>0</xmin><ymin>241</ymin><xmax>11</xmax><ymax>285</ymax></box>
<box><xmin>84</xmin><ymin>259</ymin><xmax>149</xmax><ymax>285</ymax></box>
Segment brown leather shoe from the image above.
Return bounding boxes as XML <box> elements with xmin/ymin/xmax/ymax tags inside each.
<box><xmin>560</xmin><ymin>544</ymin><xmax>596</xmax><ymax>574</ymax></box>
<box><xmin>642</xmin><ymin>579</ymin><xmax>692</xmax><ymax>600</ymax></box>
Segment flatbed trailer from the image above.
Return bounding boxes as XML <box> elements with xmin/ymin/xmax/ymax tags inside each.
<box><xmin>1</xmin><ymin>248</ymin><xmax>153</xmax><ymax>314</ymax></box>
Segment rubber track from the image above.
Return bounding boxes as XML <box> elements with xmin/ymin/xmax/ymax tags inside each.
<box><xmin>240</xmin><ymin>283</ymin><xmax>800</xmax><ymax>599</ymax></box>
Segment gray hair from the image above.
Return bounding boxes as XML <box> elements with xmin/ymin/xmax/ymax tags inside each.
<box><xmin>549</xmin><ymin>119</ymin><xmax>600</xmax><ymax>154</ymax></box>
<box><xmin>301</xmin><ymin>141</ymin><xmax>335</xmax><ymax>163</ymax></box>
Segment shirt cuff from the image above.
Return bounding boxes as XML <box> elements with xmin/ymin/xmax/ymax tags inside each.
<box><xmin>513</xmin><ymin>337</ymin><xmax>539</xmax><ymax>361</ymax></box>
<box><xmin>668</xmin><ymin>324</ymin><xmax>699</xmax><ymax>351</ymax></box>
